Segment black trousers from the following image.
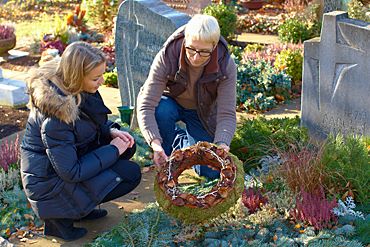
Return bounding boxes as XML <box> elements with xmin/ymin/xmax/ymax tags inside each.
<box><xmin>100</xmin><ymin>144</ymin><xmax>142</xmax><ymax>203</ymax></box>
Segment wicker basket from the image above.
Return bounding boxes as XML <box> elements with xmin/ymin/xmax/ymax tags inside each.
<box><xmin>0</xmin><ymin>35</ymin><xmax>16</xmax><ymax>55</ymax></box>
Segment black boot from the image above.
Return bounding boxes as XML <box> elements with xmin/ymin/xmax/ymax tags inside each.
<box><xmin>44</xmin><ymin>219</ymin><xmax>87</xmax><ymax>241</ymax></box>
<box><xmin>80</xmin><ymin>209</ymin><xmax>108</xmax><ymax>220</ymax></box>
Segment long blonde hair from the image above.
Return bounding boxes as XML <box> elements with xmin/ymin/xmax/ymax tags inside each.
<box><xmin>56</xmin><ymin>41</ymin><xmax>106</xmax><ymax>95</ymax></box>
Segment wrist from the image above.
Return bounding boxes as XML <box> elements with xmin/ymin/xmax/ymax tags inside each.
<box><xmin>151</xmin><ymin>139</ymin><xmax>163</xmax><ymax>152</ymax></box>
<box><xmin>110</xmin><ymin>127</ymin><xmax>118</xmax><ymax>134</ymax></box>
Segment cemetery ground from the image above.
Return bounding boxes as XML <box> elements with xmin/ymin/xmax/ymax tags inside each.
<box><xmin>1</xmin><ymin>0</ymin><xmax>370</xmax><ymax>246</ymax></box>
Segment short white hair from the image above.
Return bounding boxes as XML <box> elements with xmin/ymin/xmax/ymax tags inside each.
<box><xmin>184</xmin><ymin>14</ymin><xmax>220</xmax><ymax>45</ymax></box>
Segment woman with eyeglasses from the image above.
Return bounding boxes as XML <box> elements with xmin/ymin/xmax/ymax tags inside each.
<box><xmin>137</xmin><ymin>14</ymin><xmax>237</xmax><ymax>179</ymax></box>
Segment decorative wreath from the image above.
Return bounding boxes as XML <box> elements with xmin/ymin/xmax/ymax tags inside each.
<box><xmin>154</xmin><ymin>142</ymin><xmax>244</xmax><ymax>223</ymax></box>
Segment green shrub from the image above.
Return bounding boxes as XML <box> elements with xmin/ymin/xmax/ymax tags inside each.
<box><xmin>278</xmin><ymin>18</ymin><xmax>311</xmax><ymax>44</ymax></box>
<box><xmin>236</xmin><ymin>59</ymin><xmax>291</xmax><ymax>112</ymax></box>
<box><xmin>348</xmin><ymin>0</ymin><xmax>370</xmax><ymax>22</ymax></box>
<box><xmin>230</xmin><ymin>116</ymin><xmax>308</xmax><ymax>172</ymax></box>
<box><xmin>83</xmin><ymin>0</ymin><xmax>119</xmax><ymax>31</ymax></box>
<box><xmin>274</xmin><ymin>49</ymin><xmax>303</xmax><ymax>84</ymax></box>
<box><xmin>103</xmin><ymin>70</ymin><xmax>118</xmax><ymax>88</ymax></box>
<box><xmin>203</xmin><ymin>4</ymin><xmax>237</xmax><ymax>40</ymax></box>
<box><xmin>244</xmin><ymin>43</ymin><xmax>264</xmax><ymax>53</ymax></box>
<box><xmin>321</xmin><ymin>135</ymin><xmax>370</xmax><ymax>206</ymax></box>
<box><xmin>352</xmin><ymin>217</ymin><xmax>370</xmax><ymax>244</ymax></box>
<box><xmin>88</xmin><ymin>204</ymin><xmax>183</xmax><ymax>246</ymax></box>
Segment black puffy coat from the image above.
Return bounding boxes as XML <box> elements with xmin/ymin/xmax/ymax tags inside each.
<box><xmin>21</xmin><ymin>77</ymin><xmax>123</xmax><ymax>220</ymax></box>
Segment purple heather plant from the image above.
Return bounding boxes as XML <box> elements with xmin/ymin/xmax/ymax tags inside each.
<box><xmin>243</xmin><ymin>43</ymin><xmax>303</xmax><ymax>66</ymax></box>
<box><xmin>0</xmin><ymin>24</ymin><xmax>15</xmax><ymax>40</ymax></box>
<box><xmin>290</xmin><ymin>187</ymin><xmax>338</xmax><ymax>230</ymax></box>
<box><xmin>242</xmin><ymin>187</ymin><xmax>268</xmax><ymax>214</ymax></box>
<box><xmin>0</xmin><ymin>135</ymin><xmax>20</xmax><ymax>172</ymax></box>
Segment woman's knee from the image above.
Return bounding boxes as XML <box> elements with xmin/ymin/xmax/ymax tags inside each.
<box><xmin>112</xmin><ymin>160</ymin><xmax>141</xmax><ymax>183</ymax></box>
<box><xmin>127</xmin><ymin>161</ymin><xmax>142</xmax><ymax>183</ymax></box>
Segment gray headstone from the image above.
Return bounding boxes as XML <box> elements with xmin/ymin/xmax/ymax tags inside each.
<box><xmin>162</xmin><ymin>0</ymin><xmax>211</xmax><ymax>15</ymax></box>
<box><xmin>115</xmin><ymin>0</ymin><xmax>190</xmax><ymax>126</ymax></box>
<box><xmin>301</xmin><ymin>11</ymin><xmax>370</xmax><ymax>139</ymax></box>
<box><xmin>320</xmin><ymin>0</ymin><xmax>346</xmax><ymax>13</ymax></box>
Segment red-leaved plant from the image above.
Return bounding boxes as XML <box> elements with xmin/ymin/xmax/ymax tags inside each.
<box><xmin>0</xmin><ymin>134</ymin><xmax>20</xmax><ymax>172</ymax></box>
<box><xmin>290</xmin><ymin>187</ymin><xmax>338</xmax><ymax>230</ymax></box>
<box><xmin>242</xmin><ymin>187</ymin><xmax>268</xmax><ymax>214</ymax></box>
<box><xmin>277</xmin><ymin>144</ymin><xmax>326</xmax><ymax>194</ymax></box>
<box><xmin>0</xmin><ymin>24</ymin><xmax>15</xmax><ymax>40</ymax></box>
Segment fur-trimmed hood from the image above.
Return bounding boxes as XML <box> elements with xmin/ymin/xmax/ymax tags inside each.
<box><xmin>27</xmin><ymin>70</ymin><xmax>79</xmax><ymax>124</ymax></box>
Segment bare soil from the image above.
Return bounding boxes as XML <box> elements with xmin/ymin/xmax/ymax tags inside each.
<box><xmin>0</xmin><ymin>105</ymin><xmax>29</xmax><ymax>139</ymax></box>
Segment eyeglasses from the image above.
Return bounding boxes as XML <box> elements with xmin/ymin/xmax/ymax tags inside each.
<box><xmin>185</xmin><ymin>46</ymin><xmax>213</xmax><ymax>57</ymax></box>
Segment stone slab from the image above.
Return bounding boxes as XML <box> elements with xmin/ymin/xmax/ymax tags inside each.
<box><xmin>0</xmin><ymin>78</ymin><xmax>28</xmax><ymax>107</ymax></box>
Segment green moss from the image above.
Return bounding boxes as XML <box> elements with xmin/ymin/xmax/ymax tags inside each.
<box><xmin>154</xmin><ymin>154</ymin><xmax>244</xmax><ymax>224</ymax></box>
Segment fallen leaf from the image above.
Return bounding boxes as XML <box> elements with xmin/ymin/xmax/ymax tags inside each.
<box><xmin>5</xmin><ymin>228</ymin><xmax>11</xmax><ymax>237</ymax></box>
<box><xmin>52</xmin><ymin>239</ymin><xmax>58</xmax><ymax>243</ymax></box>
<box><xmin>130</xmin><ymin>191</ymin><xmax>140</xmax><ymax>195</ymax></box>
<box><xmin>273</xmin><ymin>234</ymin><xmax>278</xmax><ymax>241</ymax></box>
<box><xmin>118</xmin><ymin>206</ymin><xmax>124</xmax><ymax>209</ymax></box>
<box><xmin>20</xmin><ymin>238</ymin><xmax>28</xmax><ymax>242</ymax></box>
<box><xmin>24</xmin><ymin>214</ymin><xmax>34</xmax><ymax>220</ymax></box>
<box><xmin>294</xmin><ymin>224</ymin><xmax>301</xmax><ymax>229</ymax></box>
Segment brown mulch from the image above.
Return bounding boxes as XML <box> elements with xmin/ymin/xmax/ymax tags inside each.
<box><xmin>0</xmin><ymin>105</ymin><xmax>29</xmax><ymax>140</ymax></box>
<box><xmin>0</xmin><ymin>55</ymin><xmax>40</xmax><ymax>72</ymax></box>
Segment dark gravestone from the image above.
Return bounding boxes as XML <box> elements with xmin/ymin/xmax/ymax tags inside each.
<box><xmin>115</xmin><ymin>0</ymin><xmax>190</xmax><ymax>127</ymax></box>
<box><xmin>301</xmin><ymin>11</ymin><xmax>370</xmax><ymax>139</ymax></box>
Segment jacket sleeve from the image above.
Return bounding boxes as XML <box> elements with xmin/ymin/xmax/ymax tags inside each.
<box><xmin>136</xmin><ymin>48</ymin><xmax>168</xmax><ymax>145</ymax></box>
<box><xmin>214</xmin><ymin>56</ymin><xmax>237</xmax><ymax>146</ymax></box>
<box><xmin>41</xmin><ymin>118</ymin><xmax>120</xmax><ymax>183</ymax></box>
<box><xmin>99</xmin><ymin>120</ymin><xmax>121</xmax><ymax>145</ymax></box>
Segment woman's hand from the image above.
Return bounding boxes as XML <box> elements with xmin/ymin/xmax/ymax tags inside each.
<box><xmin>151</xmin><ymin>139</ymin><xmax>168</xmax><ymax>167</ymax></box>
<box><xmin>110</xmin><ymin>137</ymin><xmax>130</xmax><ymax>155</ymax></box>
<box><xmin>110</xmin><ymin>128</ymin><xmax>135</xmax><ymax>148</ymax></box>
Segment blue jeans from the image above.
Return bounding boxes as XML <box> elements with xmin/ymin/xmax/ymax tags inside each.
<box><xmin>155</xmin><ymin>96</ymin><xmax>220</xmax><ymax>179</ymax></box>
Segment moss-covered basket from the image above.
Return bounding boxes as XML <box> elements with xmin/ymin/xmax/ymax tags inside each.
<box><xmin>154</xmin><ymin>142</ymin><xmax>244</xmax><ymax>224</ymax></box>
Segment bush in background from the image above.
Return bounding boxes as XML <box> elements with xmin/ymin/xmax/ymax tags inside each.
<box><xmin>348</xmin><ymin>0</ymin><xmax>370</xmax><ymax>22</ymax></box>
<box><xmin>103</xmin><ymin>70</ymin><xmax>118</xmax><ymax>88</ymax></box>
<box><xmin>274</xmin><ymin>49</ymin><xmax>303</xmax><ymax>84</ymax></box>
<box><xmin>236</xmin><ymin>59</ymin><xmax>291</xmax><ymax>112</ymax></box>
<box><xmin>277</xmin><ymin>18</ymin><xmax>311</xmax><ymax>44</ymax></box>
<box><xmin>203</xmin><ymin>3</ymin><xmax>237</xmax><ymax>41</ymax></box>
<box><xmin>83</xmin><ymin>0</ymin><xmax>119</xmax><ymax>31</ymax></box>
